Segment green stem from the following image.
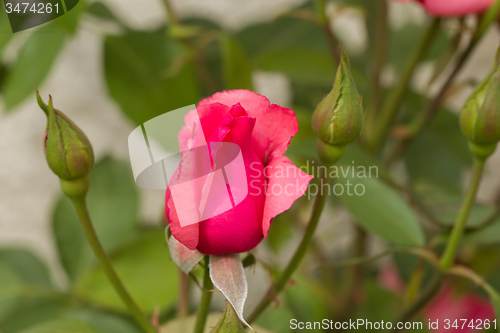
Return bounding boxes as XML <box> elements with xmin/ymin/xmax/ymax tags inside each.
<box><xmin>365</xmin><ymin>0</ymin><xmax>388</xmax><ymax>142</ymax></box>
<box><xmin>390</xmin><ymin>158</ymin><xmax>486</xmax><ymax>330</ymax></box>
<box><xmin>328</xmin><ymin>248</ymin><xmax>395</xmax><ymax>269</ymax></box>
<box><xmin>247</xmin><ymin>169</ymin><xmax>329</xmax><ymax>323</ymax></box>
<box><xmin>66</xmin><ymin>181</ymin><xmax>156</xmax><ymax>333</ymax></box>
<box><xmin>193</xmin><ymin>256</ymin><xmax>213</xmax><ymax>333</ymax></box>
<box><xmin>369</xmin><ymin>18</ymin><xmax>441</xmax><ymax>152</ymax></box>
<box><xmin>315</xmin><ymin>0</ymin><xmax>340</xmax><ymax>65</ymax></box>
<box><xmin>440</xmin><ymin>160</ymin><xmax>485</xmax><ymax>270</ymax></box>
<box><xmin>160</xmin><ymin>0</ymin><xmax>219</xmax><ymax>94</ymax></box>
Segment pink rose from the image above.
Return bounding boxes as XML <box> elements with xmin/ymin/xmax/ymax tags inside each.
<box><xmin>165</xmin><ymin>90</ymin><xmax>313</xmax><ymax>255</ymax></box>
<box><xmin>394</xmin><ymin>0</ymin><xmax>494</xmax><ymax>16</ymax></box>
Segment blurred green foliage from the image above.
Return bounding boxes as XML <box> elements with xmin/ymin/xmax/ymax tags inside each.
<box><xmin>1</xmin><ymin>0</ymin><xmax>500</xmax><ymax>331</ymax></box>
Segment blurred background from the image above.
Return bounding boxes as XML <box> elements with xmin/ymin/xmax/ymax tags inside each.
<box><xmin>2</xmin><ymin>0</ymin><xmax>500</xmax><ymax>332</ymax></box>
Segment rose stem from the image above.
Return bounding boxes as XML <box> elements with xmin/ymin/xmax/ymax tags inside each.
<box><xmin>193</xmin><ymin>256</ymin><xmax>213</xmax><ymax>333</ymax></box>
<box><xmin>367</xmin><ymin>17</ymin><xmax>441</xmax><ymax>152</ymax></box>
<box><xmin>314</xmin><ymin>0</ymin><xmax>340</xmax><ymax>66</ymax></box>
<box><xmin>364</xmin><ymin>0</ymin><xmax>389</xmax><ymax>141</ymax></box>
<box><xmin>160</xmin><ymin>0</ymin><xmax>219</xmax><ymax>94</ymax></box>
<box><xmin>440</xmin><ymin>159</ymin><xmax>485</xmax><ymax>270</ymax></box>
<box><xmin>178</xmin><ymin>270</ymin><xmax>189</xmax><ymax>317</ymax></box>
<box><xmin>247</xmin><ymin>168</ymin><xmax>329</xmax><ymax>323</ymax></box>
<box><xmin>392</xmin><ymin>159</ymin><xmax>485</xmax><ymax>329</ymax></box>
<box><xmin>68</xmin><ymin>189</ymin><xmax>156</xmax><ymax>333</ymax></box>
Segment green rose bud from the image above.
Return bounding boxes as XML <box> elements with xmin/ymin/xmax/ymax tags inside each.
<box><xmin>36</xmin><ymin>90</ymin><xmax>94</xmax><ymax>182</ymax></box>
<box><xmin>460</xmin><ymin>46</ymin><xmax>500</xmax><ymax>160</ymax></box>
<box><xmin>312</xmin><ymin>45</ymin><xmax>364</xmax><ymax>147</ymax></box>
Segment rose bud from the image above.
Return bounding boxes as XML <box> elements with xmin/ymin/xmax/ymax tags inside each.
<box><xmin>312</xmin><ymin>45</ymin><xmax>364</xmax><ymax>148</ymax></box>
<box><xmin>460</xmin><ymin>47</ymin><xmax>500</xmax><ymax>160</ymax></box>
<box><xmin>166</xmin><ymin>90</ymin><xmax>313</xmax><ymax>255</ymax></box>
<box><xmin>36</xmin><ymin>90</ymin><xmax>94</xmax><ymax>182</ymax></box>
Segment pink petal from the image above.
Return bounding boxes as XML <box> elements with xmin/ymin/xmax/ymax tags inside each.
<box><xmin>166</xmin><ymin>187</ymin><xmax>199</xmax><ymax>250</ymax></box>
<box><xmin>197</xmin><ymin>102</ymin><xmax>232</xmax><ymax>142</ymax></box>
<box><xmin>178</xmin><ymin>109</ymin><xmax>207</xmax><ymax>151</ymax></box>
<box><xmin>261</xmin><ymin>156</ymin><xmax>313</xmax><ymax>238</ymax></box>
<box><xmin>419</xmin><ymin>0</ymin><xmax>494</xmax><ymax>16</ymax></box>
<box><xmin>197</xmin><ymin>106</ymin><xmax>266</xmax><ymax>255</ymax></box>
<box><xmin>199</xmin><ymin>90</ymin><xmax>298</xmax><ymax>165</ymax></box>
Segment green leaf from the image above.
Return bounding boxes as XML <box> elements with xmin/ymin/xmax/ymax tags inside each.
<box><xmin>76</xmin><ymin>230</ymin><xmax>179</xmax><ymax>314</ymax></box>
<box><xmin>464</xmin><ymin>218</ymin><xmax>500</xmax><ymax>245</ymax></box>
<box><xmin>52</xmin><ymin>156</ymin><xmax>138</xmax><ymax>282</ymax></box>
<box><xmin>19</xmin><ymin>320</ymin><xmax>97</xmax><ymax>333</ymax></box>
<box><xmin>255</xmin><ymin>306</ymin><xmax>294</xmax><ymax>333</ymax></box>
<box><xmin>210</xmin><ymin>302</ymin><xmax>246</xmax><ymax>333</ymax></box>
<box><xmin>405</xmin><ymin>112</ymin><xmax>471</xmax><ymax>192</ymax></box>
<box><xmin>340</xmin><ymin>176</ymin><xmax>425</xmax><ymax>247</ymax></box>
<box><xmin>255</xmin><ymin>48</ymin><xmax>335</xmax><ymax>85</ymax></box>
<box><xmin>87</xmin><ymin>2</ymin><xmax>119</xmax><ymax>23</ymax></box>
<box><xmin>236</xmin><ymin>9</ymin><xmax>338</xmax><ymax>87</ymax></box>
<box><xmin>339</xmin><ymin>143</ymin><xmax>393</xmax><ymax>181</ymax></box>
<box><xmin>52</xmin><ymin>0</ymin><xmax>86</xmax><ymax>34</ymax></box>
<box><xmin>235</xmin><ymin>13</ymin><xmax>327</xmax><ymax>58</ymax></box>
<box><xmin>2</xmin><ymin>25</ymin><xmax>66</xmax><ymax>110</ymax></box>
<box><xmin>412</xmin><ymin>181</ymin><xmax>495</xmax><ymax>228</ymax></box>
<box><xmin>0</xmin><ymin>298</ymin><xmax>70</xmax><ymax>333</ymax></box>
<box><xmin>0</xmin><ymin>249</ymin><xmax>53</xmax><ymax>288</ymax></box>
<box><xmin>1</xmin><ymin>0</ymin><xmax>85</xmax><ymax>109</ymax></box>
<box><xmin>285</xmin><ymin>275</ymin><xmax>330</xmax><ymax>324</ymax></box>
<box><xmin>0</xmin><ymin>6</ymin><xmax>13</xmax><ymax>57</ymax></box>
<box><xmin>353</xmin><ymin>279</ymin><xmax>403</xmax><ymax>325</ymax></box>
<box><xmin>0</xmin><ymin>263</ymin><xmax>23</xmax><ymax>323</ymax></box>
<box><xmin>219</xmin><ymin>33</ymin><xmax>253</xmax><ymax>90</ymax></box>
<box><xmin>64</xmin><ymin>308</ymin><xmax>142</xmax><ymax>333</ymax></box>
<box><xmin>104</xmin><ymin>28</ymin><xmax>201</xmax><ymax>125</ymax></box>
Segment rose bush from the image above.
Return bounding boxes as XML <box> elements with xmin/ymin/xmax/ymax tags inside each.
<box><xmin>165</xmin><ymin>90</ymin><xmax>313</xmax><ymax>255</ymax></box>
<box><xmin>395</xmin><ymin>0</ymin><xmax>495</xmax><ymax>16</ymax></box>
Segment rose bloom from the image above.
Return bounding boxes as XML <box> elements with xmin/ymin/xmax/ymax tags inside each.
<box><xmin>395</xmin><ymin>0</ymin><xmax>494</xmax><ymax>16</ymax></box>
<box><xmin>165</xmin><ymin>90</ymin><xmax>313</xmax><ymax>255</ymax></box>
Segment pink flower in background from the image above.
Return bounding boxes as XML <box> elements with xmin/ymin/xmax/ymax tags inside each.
<box><xmin>165</xmin><ymin>90</ymin><xmax>313</xmax><ymax>255</ymax></box>
<box><xmin>379</xmin><ymin>265</ymin><xmax>494</xmax><ymax>332</ymax></box>
<box><xmin>394</xmin><ymin>0</ymin><xmax>495</xmax><ymax>16</ymax></box>
<box><xmin>425</xmin><ymin>287</ymin><xmax>495</xmax><ymax>333</ymax></box>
